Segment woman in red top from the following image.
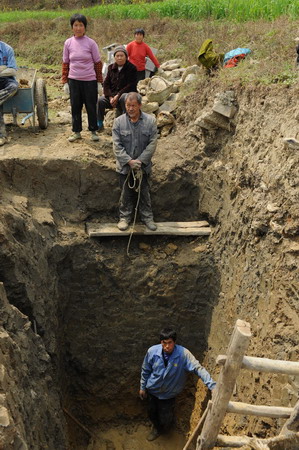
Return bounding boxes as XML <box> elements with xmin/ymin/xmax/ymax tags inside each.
<box><xmin>126</xmin><ymin>28</ymin><xmax>160</xmax><ymax>82</ymax></box>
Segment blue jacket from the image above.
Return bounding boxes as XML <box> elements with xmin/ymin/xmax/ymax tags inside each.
<box><xmin>140</xmin><ymin>344</ymin><xmax>216</xmax><ymax>399</ymax></box>
<box><xmin>0</xmin><ymin>41</ymin><xmax>17</xmax><ymax>70</ymax></box>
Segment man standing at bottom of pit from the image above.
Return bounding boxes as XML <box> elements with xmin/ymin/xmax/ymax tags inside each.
<box><xmin>139</xmin><ymin>327</ymin><xmax>216</xmax><ymax>441</ymax></box>
<box><xmin>112</xmin><ymin>91</ymin><xmax>157</xmax><ymax>231</ymax></box>
<box><xmin>0</xmin><ymin>41</ymin><xmax>18</xmax><ymax>146</ymax></box>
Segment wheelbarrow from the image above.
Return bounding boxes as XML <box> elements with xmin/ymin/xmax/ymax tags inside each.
<box><xmin>2</xmin><ymin>67</ymin><xmax>48</xmax><ymax>130</ymax></box>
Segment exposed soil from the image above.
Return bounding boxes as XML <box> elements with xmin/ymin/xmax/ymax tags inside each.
<box><xmin>0</xmin><ymin>16</ymin><xmax>299</xmax><ymax>450</ymax></box>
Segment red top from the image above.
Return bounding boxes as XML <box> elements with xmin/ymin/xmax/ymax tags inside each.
<box><xmin>126</xmin><ymin>40</ymin><xmax>160</xmax><ymax>72</ymax></box>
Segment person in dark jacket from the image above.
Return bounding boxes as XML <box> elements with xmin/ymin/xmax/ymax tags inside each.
<box><xmin>97</xmin><ymin>45</ymin><xmax>137</xmax><ymax>131</ymax></box>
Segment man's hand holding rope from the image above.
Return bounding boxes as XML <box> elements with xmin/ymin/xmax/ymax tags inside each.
<box><xmin>128</xmin><ymin>159</ymin><xmax>142</xmax><ymax>170</ymax></box>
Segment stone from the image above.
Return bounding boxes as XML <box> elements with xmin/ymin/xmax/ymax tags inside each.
<box><xmin>195</xmin><ymin>115</ymin><xmax>217</xmax><ymax>131</ymax></box>
<box><xmin>137</xmin><ymin>78</ymin><xmax>150</xmax><ymax>93</ymax></box>
<box><xmin>141</xmin><ymin>102</ymin><xmax>159</xmax><ymax>114</ymax></box>
<box><xmin>215</xmin><ymin>90</ymin><xmax>236</xmax><ymax>105</ymax></box>
<box><xmin>158</xmin><ymin>100</ymin><xmax>177</xmax><ymax>114</ymax></box>
<box><xmin>0</xmin><ymin>406</ymin><xmax>10</xmax><ymax>427</ymax></box>
<box><xmin>146</xmin><ymin>76</ymin><xmax>173</xmax><ymax>105</ymax></box>
<box><xmin>284</xmin><ymin>242</ymin><xmax>299</xmax><ymax>253</ymax></box>
<box><xmin>184</xmin><ymin>74</ymin><xmax>197</xmax><ymax>83</ymax></box>
<box><xmin>160</xmin><ymin>59</ymin><xmax>183</xmax><ymax>70</ymax></box>
<box><xmin>56</xmin><ymin>111</ymin><xmax>72</xmax><ymax>125</ymax></box>
<box><xmin>202</xmin><ymin>111</ymin><xmax>231</xmax><ymax>131</ymax></box>
<box><xmin>167</xmin><ymin>69</ymin><xmax>183</xmax><ymax>80</ymax></box>
<box><xmin>212</xmin><ymin>101</ymin><xmax>237</xmax><ymax>119</ymax></box>
<box><xmin>193</xmin><ymin>245</ymin><xmax>207</xmax><ymax>253</ymax></box>
<box><xmin>172</xmin><ymin>81</ymin><xmax>183</xmax><ymax>93</ymax></box>
<box><xmin>168</xmin><ymin>93</ymin><xmax>179</xmax><ymax>102</ymax></box>
<box><xmin>283</xmin><ymin>137</ymin><xmax>299</xmax><ymax>149</ymax></box>
<box><xmin>0</xmin><ymin>365</ymin><xmax>5</xmax><ymax>383</ymax></box>
<box><xmin>182</xmin><ymin>65</ymin><xmax>200</xmax><ymax>82</ymax></box>
<box><xmin>269</xmin><ymin>220</ymin><xmax>283</xmax><ymax>234</ymax></box>
<box><xmin>160</xmin><ymin>123</ymin><xmax>174</xmax><ymax>137</ymax></box>
<box><xmin>139</xmin><ymin>242</ymin><xmax>151</xmax><ymax>251</ymax></box>
<box><xmin>156</xmin><ymin>111</ymin><xmax>175</xmax><ymax>128</ymax></box>
<box><xmin>104</xmin><ymin>110</ymin><xmax>115</xmax><ymax>128</ymax></box>
<box><xmin>163</xmin><ymin>71</ymin><xmax>172</xmax><ymax>79</ymax></box>
<box><xmin>31</xmin><ymin>207</ymin><xmax>54</xmax><ymax>226</ymax></box>
<box><xmin>164</xmin><ymin>243</ymin><xmax>178</xmax><ymax>256</ymax></box>
<box><xmin>266</xmin><ymin>203</ymin><xmax>279</xmax><ymax>213</ymax></box>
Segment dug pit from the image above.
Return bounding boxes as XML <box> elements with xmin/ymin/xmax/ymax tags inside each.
<box><xmin>0</xmin><ymin>122</ymin><xmax>219</xmax><ymax>449</ymax></box>
<box><xmin>1</xmin><ymin>81</ymin><xmax>299</xmax><ymax>450</ymax></box>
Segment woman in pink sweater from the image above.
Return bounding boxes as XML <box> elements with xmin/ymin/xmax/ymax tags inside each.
<box><xmin>62</xmin><ymin>14</ymin><xmax>103</xmax><ymax>142</ymax></box>
<box><xmin>126</xmin><ymin>28</ymin><xmax>160</xmax><ymax>82</ymax></box>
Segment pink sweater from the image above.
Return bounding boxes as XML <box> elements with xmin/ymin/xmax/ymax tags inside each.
<box><xmin>63</xmin><ymin>35</ymin><xmax>101</xmax><ymax>81</ymax></box>
<box><xmin>126</xmin><ymin>41</ymin><xmax>160</xmax><ymax>72</ymax></box>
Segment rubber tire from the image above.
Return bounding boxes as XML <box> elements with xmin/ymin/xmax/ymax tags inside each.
<box><xmin>35</xmin><ymin>78</ymin><xmax>48</xmax><ymax>129</ymax></box>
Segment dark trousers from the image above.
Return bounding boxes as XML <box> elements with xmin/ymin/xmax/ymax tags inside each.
<box><xmin>97</xmin><ymin>93</ymin><xmax>127</xmax><ymax>122</ymax></box>
<box><xmin>119</xmin><ymin>171</ymin><xmax>154</xmax><ymax>222</ymax></box>
<box><xmin>137</xmin><ymin>70</ymin><xmax>146</xmax><ymax>82</ymax></box>
<box><xmin>68</xmin><ymin>79</ymin><xmax>98</xmax><ymax>132</ymax></box>
<box><xmin>0</xmin><ymin>77</ymin><xmax>18</xmax><ymax>137</ymax></box>
<box><xmin>147</xmin><ymin>393</ymin><xmax>175</xmax><ymax>433</ymax></box>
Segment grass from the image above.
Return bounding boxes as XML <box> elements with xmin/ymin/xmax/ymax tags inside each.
<box><xmin>1</xmin><ymin>0</ymin><xmax>299</xmax><ymax>23</ymax></box>
<box><xmin>0</xmin><ymin>7</ymin><xmax>297</xmax><ymax>88</ymax></box>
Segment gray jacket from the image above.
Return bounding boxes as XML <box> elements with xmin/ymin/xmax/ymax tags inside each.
<box><xmin>112</xmin><ymin>111</ymin><xmax>157</xmax><ymax>175</ymax></box>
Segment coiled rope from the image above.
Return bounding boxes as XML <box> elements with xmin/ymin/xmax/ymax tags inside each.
<box><xmin>120</xmin><ymin>168</ymin><xmax>143</xmax><ymax>256</ymax></box>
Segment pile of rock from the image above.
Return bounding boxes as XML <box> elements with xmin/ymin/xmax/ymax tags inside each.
<box><xmin>136</xmin><ymin>59</ymin><xmax>200</xmax><ymax>137</ymax></box>
<box><xmin>101</xmin><ymin>59</ymin><xmax>201</xmax><ymax>136</ymax></box>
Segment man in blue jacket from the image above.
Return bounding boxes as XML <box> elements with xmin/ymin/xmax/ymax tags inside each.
<box><xmin>0</xmin><ymin>41</ymin><xmax>18</xmax><ymax>146</ymax></box>
<box><xmin>139</xmin><ymin>327</ymin><xmax>216</xmax><ymax>441</ymax></box>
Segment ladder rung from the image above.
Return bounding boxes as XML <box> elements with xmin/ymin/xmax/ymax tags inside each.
<box><xmin>217</xmin><ymin>354</ymin><xmax>299</xmax><ymax>375</ymax></box>
<box><xmin>216</xmin><ymin>434</ymin><xmax>251</xmax><ymax>447</ymax></box>
<box><xmin>227</xmin><ymin>401</ymin><xmax>293</xmax><ymax>418</ymax></box>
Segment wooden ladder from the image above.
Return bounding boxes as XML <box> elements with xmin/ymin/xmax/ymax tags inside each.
<box><xmin>183</xmin><ymin>319</ymin><xmax>299</xmax><ymax>449</ymax></box>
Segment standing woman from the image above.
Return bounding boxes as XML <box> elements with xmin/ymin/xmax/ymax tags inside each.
<box><xmin>62</xmin><ymin>13</ymin><xmax>103</xmax><ymax>142</ymax></box>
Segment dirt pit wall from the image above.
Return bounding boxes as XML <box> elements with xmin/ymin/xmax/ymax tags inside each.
<box><xmin>180</xmin><ymin>81</ymin><xmax>299</xmax><ymax>439</ymax></box>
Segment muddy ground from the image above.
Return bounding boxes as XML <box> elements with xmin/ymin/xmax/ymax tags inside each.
<box><xmin>0</xmin><ymin>40</ymin><xmax>299</xmax><ymax>450</ymax></box>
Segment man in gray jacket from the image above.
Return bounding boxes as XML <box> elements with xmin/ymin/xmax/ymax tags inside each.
<box><xmin>112</xmin><ymin>92</ymin><xmax>157</xmax><ymax>231</ymax></box>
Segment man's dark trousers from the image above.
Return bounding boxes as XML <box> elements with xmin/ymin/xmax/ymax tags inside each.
<box><xmin>147</xmin><ymin>393</ymin><xmax>175</xmax><ymax>433</ymax></box>
<box><xmin>97</xmin><ymin>93</ymin><xmax>127</xmax><ymax>122</ymax></box>
<box><xmin>119</xmin><ymin>171</ymin><xmax>154</xmax><ymax>222</ymax></box>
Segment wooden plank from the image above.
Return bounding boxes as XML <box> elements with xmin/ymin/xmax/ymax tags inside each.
<box><xmin>216</xmin><ymin>354</ymin><xmax>299</xmax><ymax>376</ymax></box>
<box><xmin>183</xmin><ymin>401</ymin><xmax>211</xmax><ymax>450</ymax></box>
<box><xmin>151</xmin><ymin>221</ymin><xmax>209</xmax><ymax>228</ymax></box>
<box><xmin>197</xmin><ymin>320</ymin><xmax>252</xmax><ymax>450</ymax></box>
<box><xmin>86</xmin><ymin>222</ymin><xmax>211</xmax><ymax>237</ymax></box>
<box><xmin>227</xmin><ymin>401</ymin><xmax>292</xmax><ymax>418</ymax></box>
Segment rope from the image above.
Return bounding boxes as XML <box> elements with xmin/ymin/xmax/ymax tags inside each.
<box><xmin>123</xmin><ymin>168</ymin><xmax>143</xmax><ymax>256</ymax></box>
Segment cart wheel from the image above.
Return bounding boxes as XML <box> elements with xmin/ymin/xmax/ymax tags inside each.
<box><xmin>35</xmin><ymin>78</ymin><xmax>48</xmax><ymax>129</ymax></box>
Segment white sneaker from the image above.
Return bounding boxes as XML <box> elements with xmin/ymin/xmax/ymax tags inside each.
<box><xmin>117</xmin><ymin>219</ymin><xmax>129</xmax><ymax>231</ymax></box>
<box><xmin>68</xmin><ymin>132</ymin><xmax>81</xmax><ymax>142</ymax></box>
